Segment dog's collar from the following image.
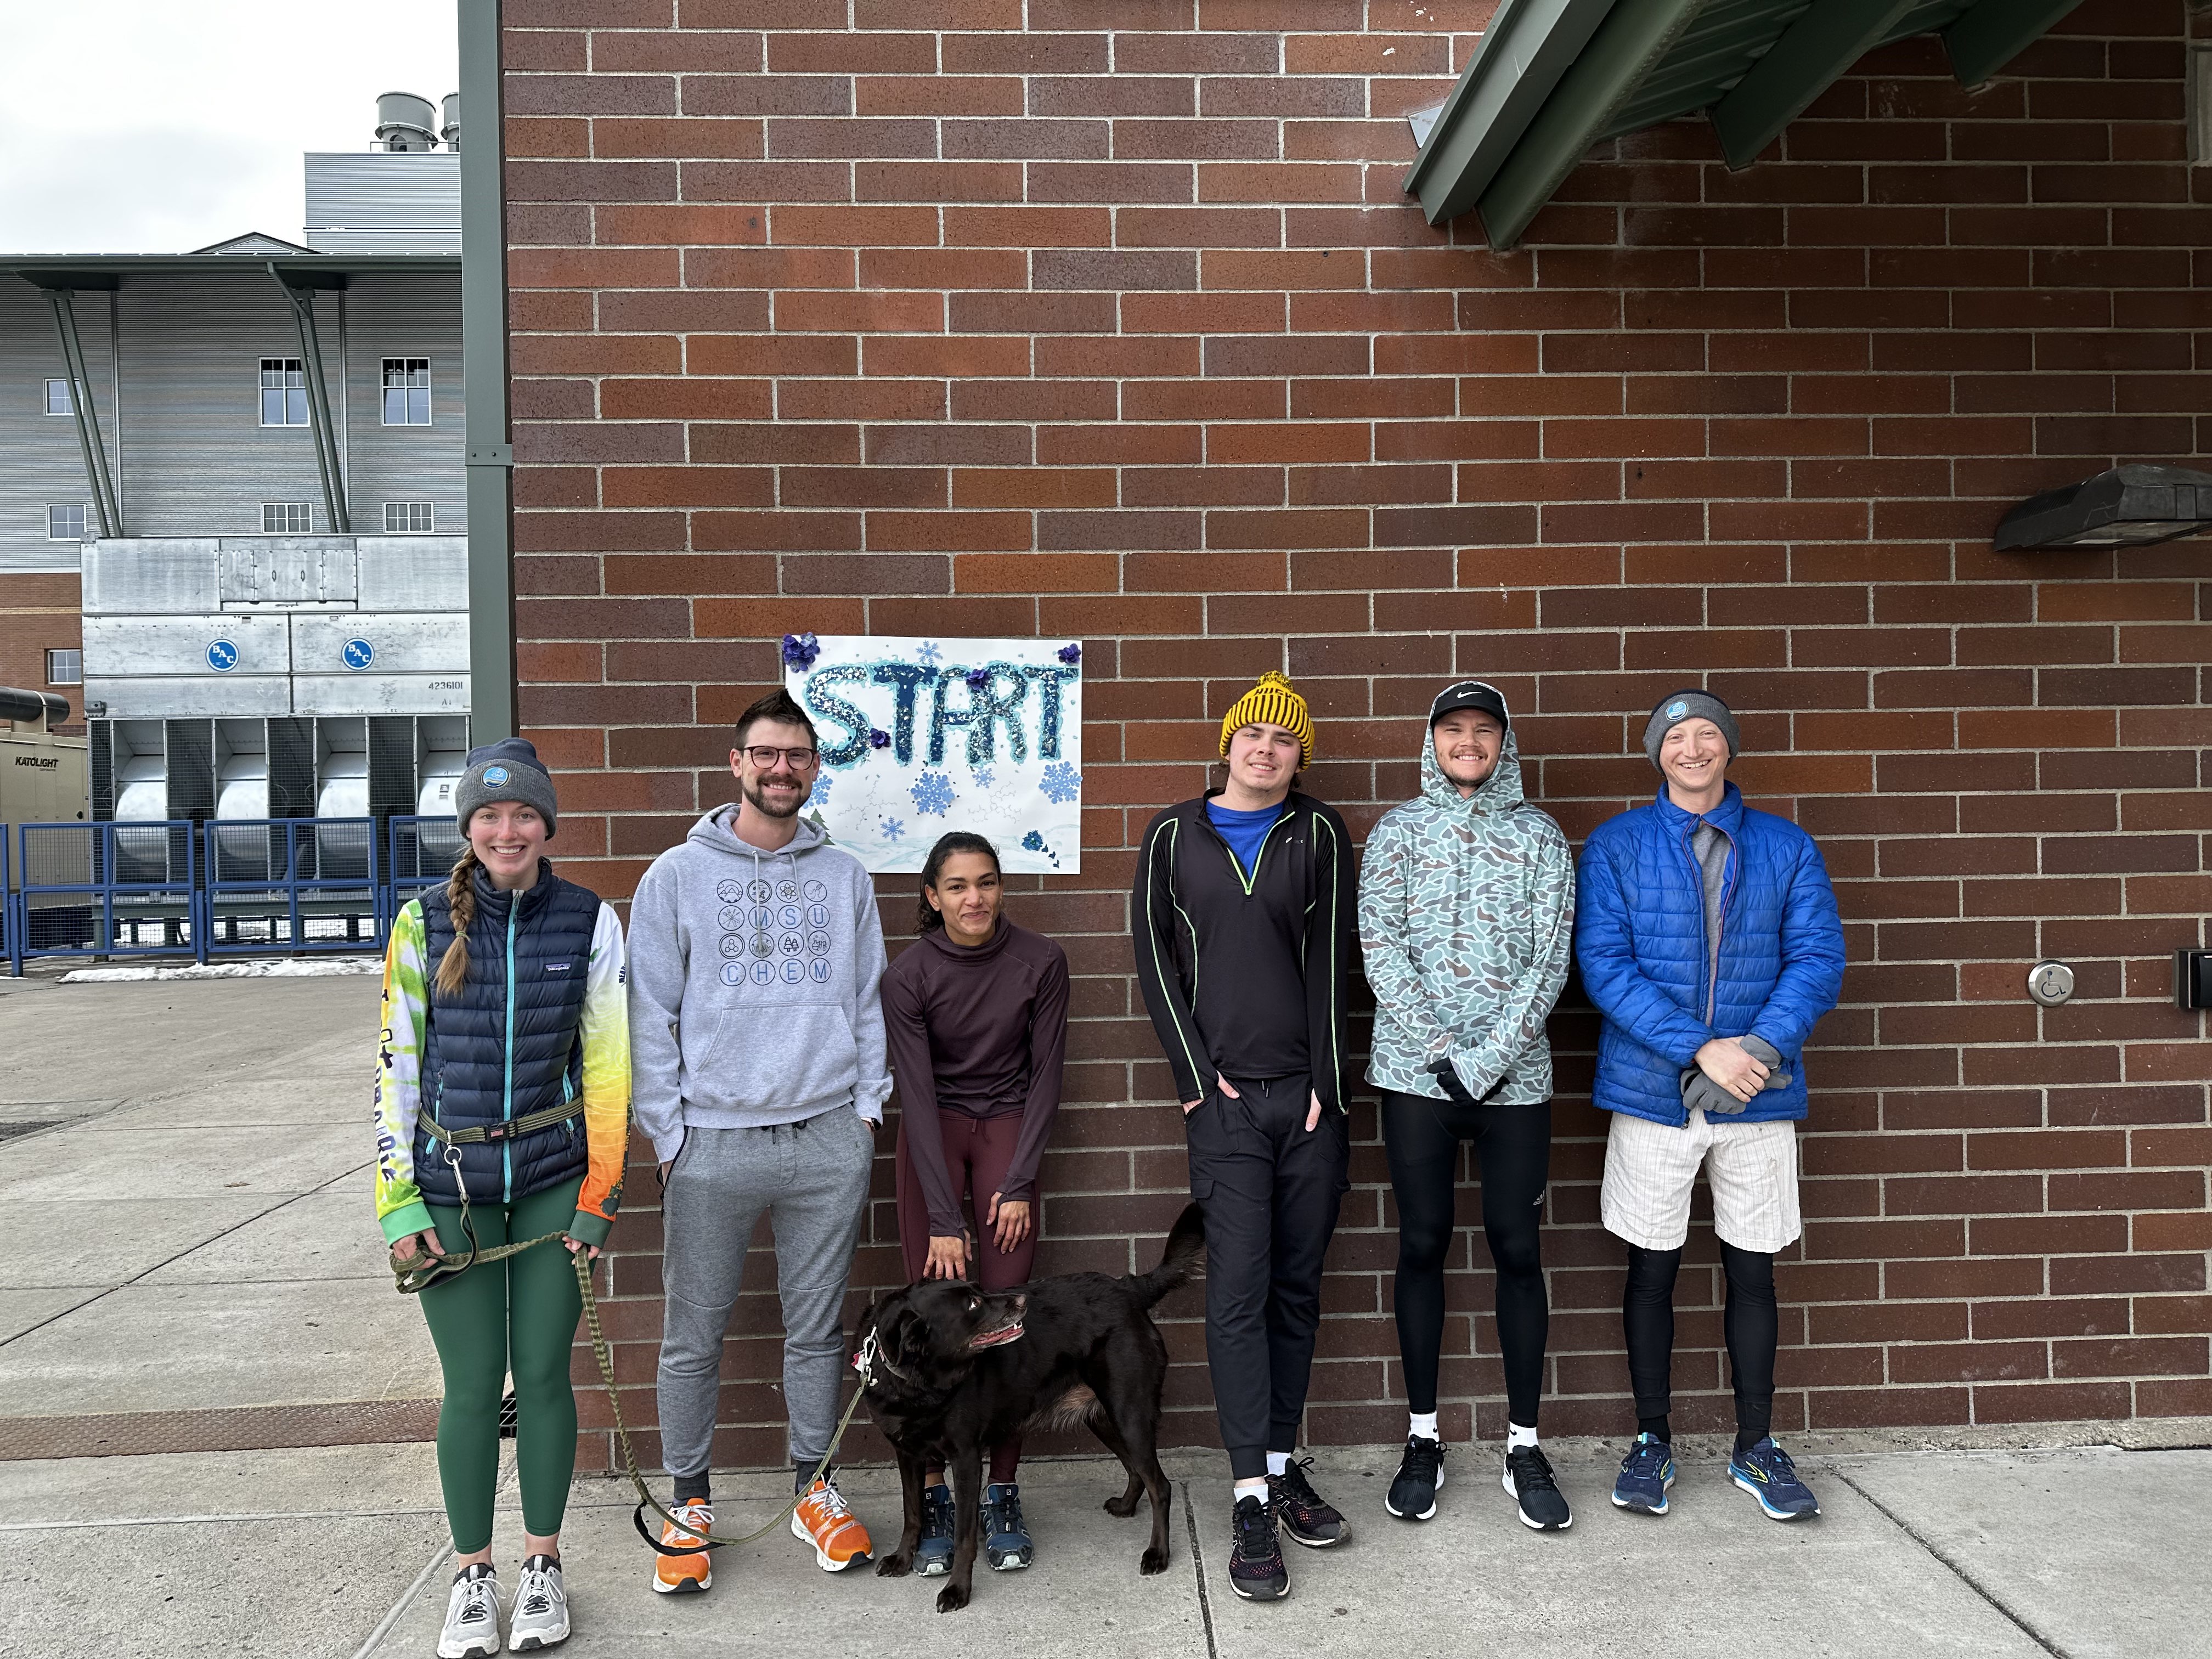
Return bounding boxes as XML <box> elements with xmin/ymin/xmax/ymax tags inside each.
<box><xmin>853</xmin><ymin>1329</ymin><xmax>916</xmax><ymax>1388</ymax></box>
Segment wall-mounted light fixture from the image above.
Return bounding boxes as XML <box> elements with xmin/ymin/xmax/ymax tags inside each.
<box><xmin>1994</xmin><ymin>464</ymin><xmax>2212</xmax><ymax>552</ymax></box>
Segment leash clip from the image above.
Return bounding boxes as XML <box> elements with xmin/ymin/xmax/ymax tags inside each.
<box><xmin>850</xmin><ymin>1330</ymin><xmax>878</xmax><ymax>1387</ymax></box>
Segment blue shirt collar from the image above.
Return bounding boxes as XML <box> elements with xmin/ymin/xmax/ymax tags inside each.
<box><xmin>1651</xmin><ymin>779</ymin><xmax>1743</xmax><ymax>833</ymax></box>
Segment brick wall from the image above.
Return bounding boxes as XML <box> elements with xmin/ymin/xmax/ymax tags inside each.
<box><xmin>0</xmin><ymin>574</ymin><xmax>83</xmax><ymax>731</ymax></box>
<box><xmin>501</xmin><ymin>0</ymin><xmax>2212</xmax><ymax>1468</ymax></box>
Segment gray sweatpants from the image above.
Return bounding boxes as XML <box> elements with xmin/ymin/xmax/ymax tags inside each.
<box><xmin>656</xmin><ymin>1109</ymin><xmax>875</xmax><ymax>1479</ymax></box>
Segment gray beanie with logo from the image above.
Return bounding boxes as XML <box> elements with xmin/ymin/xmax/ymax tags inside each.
<box><xmin>1644</xmin><ymin>689</ymin><xmax>1740</xmax><ymax>772</ymax></box>
<box><xmin>453</xmin><ymin>738</ymin><xmax>558</xmax><ymax>837</ymax></box>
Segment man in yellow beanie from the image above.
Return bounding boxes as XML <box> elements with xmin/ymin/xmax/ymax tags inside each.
<box><xmin>1131</xmin><ymin>670</ymin><xmax>1357</xmax><ymax>1604</ymax></box>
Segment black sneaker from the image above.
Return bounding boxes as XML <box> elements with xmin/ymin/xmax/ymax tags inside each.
<box><xmin>1267</xmin><ymin>1456</ymin><xmax>1350</xmax><ymax>1548</ymax></box>
<box><xmin>1503</xmin><ymin>1443</ymin><xmax>1572</xmax><ymax>1531</ymax></box>
<box><xmin>1385</xmin><ymin>1436</ymin><xmax>1446</xmax><ymax>1521</ymax></box>
<box><xmin>1228</xmin><ymin>1494</ymin><xmax>1289</xmax><ymax>1601</ymax></box>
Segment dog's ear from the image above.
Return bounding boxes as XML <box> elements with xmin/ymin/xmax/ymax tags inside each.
<box><xmin>887</xmin><ymin>1305</ymin><xmax>926</xmax><ymax>1370</ymax></box>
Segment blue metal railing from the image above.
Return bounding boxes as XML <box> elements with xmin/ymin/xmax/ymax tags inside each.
<box><xmin>13</xmin><ymin>821</ymin><xmax>201</xmax><ymax>969</ymax></box>
<box><xmin>200</xmin><ymin>819</ymin><xmax>382</xmax><ymax>956</ymax></box>
<box><xmin>387</xmin><ymin>815</ymin><xmax>467</xmax><ymax>924</ymax></box>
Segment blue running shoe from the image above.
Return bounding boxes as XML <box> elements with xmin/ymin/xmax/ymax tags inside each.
<box><xmin>1610</xmin><ymin>1432</ymin><xmax>1675</xmax><ymax>1515</ymax></box>
<box><xmin>916</xmin><ymin>1483</ymin><xmax>955</xmax><ymax>1576</ymax></box>
<box><xmin>981</xmin><ymin>1482</ymin><xmax>1033</xmax><ymax>1571</ymax></box>
<box><xmin>1730</xmin><ymin>1438</ymin><xmax>1819</xmax><ymax>1521</ymax></box>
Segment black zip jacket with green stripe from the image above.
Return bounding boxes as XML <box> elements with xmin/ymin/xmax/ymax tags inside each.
<box><xmin>1132</xmin><ymin>788</ymin><xmax>1358</xmax><ymax>1113</ymax></box>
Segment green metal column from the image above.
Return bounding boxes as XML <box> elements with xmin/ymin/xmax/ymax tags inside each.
<box><xmin>43</xmin><ymin>289</ymin><xmax>123</xmax><ymax>537</ymax></box>
<box><xmin>1477</xmin><ymin>0</ymin><xmax>1710</xmax><ymax>251</ymax></box>
<box><xmin>1710</xmin><ymin>0</ymin><xmax>1920</xmax><ymax>170</ymax></box>
<box><xmin>460</xmin><ymin>0</ymin><xmax>517</xmax><ymax>744</ymax></box>
<box><xmin>1946</xmin><ymin>0</ymin><xmax>2088</xmax><ymax>88</ymax></box>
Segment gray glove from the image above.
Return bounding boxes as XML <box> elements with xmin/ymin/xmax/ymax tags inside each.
<box><xmin>1680</xmin><ymin>1034</ymin><xmax>1789</xmax><ymax>1117</ymax></box>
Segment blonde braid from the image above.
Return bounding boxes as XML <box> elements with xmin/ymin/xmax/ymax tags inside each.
<box><xmin>434</xmin><ymin>845</ymin><xmax>481</xmax><ymax>997</ymax></box>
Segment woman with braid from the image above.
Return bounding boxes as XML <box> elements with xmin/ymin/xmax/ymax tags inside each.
<box><xmin>375</xmin><ymin>740</ymin><xmax>631</xmax><ymax>1657</ymax></box>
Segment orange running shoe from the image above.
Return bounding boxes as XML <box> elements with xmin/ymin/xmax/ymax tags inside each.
<box><xmin>652</xmin><ymin>1498</ymin><xmax>714</xmax><ymax>1594</ymax></box>
<box><xmin>791</xmin><ymin>1470</ymin><xmax>873</xmax><ymax>1571</ymax></box>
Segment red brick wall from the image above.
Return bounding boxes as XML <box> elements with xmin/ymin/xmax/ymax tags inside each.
<box><xmin>502</xmin><ymin>0</ymin><xmax>2212</xmax><ymax>1466</ymax></box>
<box><xmin>0</xmin><ymin>575</ymin><xmax>83</xmax><ymax>732</ymax></box>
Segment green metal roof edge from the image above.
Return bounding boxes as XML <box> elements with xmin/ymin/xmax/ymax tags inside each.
<box><xmin>1406</xmin><ymin>0</ymin><xmax>2094</xmax><ymax>246</ymax></box>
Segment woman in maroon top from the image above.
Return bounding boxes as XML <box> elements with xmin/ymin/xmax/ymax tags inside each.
<box><xmin>883</xmin><ymin>831</ymin><xmax>1070</xmax><ymax>1577</ymax></box>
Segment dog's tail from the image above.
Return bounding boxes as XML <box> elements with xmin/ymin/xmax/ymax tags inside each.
<box><xmin>1130</xmin><ymin>1202</ymin><xmax>1205</xmax><ymax>1309</ymax></box>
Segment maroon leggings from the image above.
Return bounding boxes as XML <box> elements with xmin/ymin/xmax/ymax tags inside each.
<box><xmin>895</xmin><ymin>1109</ymin><xmax>1039</xmax><ymax>1483</ymax></box>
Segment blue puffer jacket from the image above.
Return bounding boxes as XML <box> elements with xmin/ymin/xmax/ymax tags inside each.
<box><xmin>414</xmin><ymin>862</ymin><xmax>601</xmax><ymax>1206</ymax></box>
<box><xmin>1574</xmin><ymin>783</ymin><xmax>1845</xmax><ymax>1126</ymax></box>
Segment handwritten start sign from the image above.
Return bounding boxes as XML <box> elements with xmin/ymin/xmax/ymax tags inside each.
<box><xmin>785</xmin><ymin>634</ymin><xmax>1084</xmax><ymax>874</ymax></box>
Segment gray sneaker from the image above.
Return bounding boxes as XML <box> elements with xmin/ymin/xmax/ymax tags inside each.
<box><xmin>508</xmin><ymin>1555</ymin><xmax>569</xmax><ymax>1652</ymax></box>
<box><xmin>437</xmin><ymin>1565</ymin><xmax>502</xmax><ymax>1659</ymax></box>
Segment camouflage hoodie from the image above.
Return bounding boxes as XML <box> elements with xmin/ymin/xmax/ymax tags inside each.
<box><xmin>1358</xmin><ymin>721</ymin><xmax>1575</xmax><ymax>1104</ymax></box>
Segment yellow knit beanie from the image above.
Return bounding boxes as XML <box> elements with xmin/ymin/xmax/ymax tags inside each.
<box><xmin>1218</xmin><ymin>670</ymin><xmax>1314</xmax><ymax>766</ymax></box>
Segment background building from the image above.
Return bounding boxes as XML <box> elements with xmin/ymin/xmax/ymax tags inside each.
<box><xmin>0</xmin><ymin>94</ymin><xmax>470</xmax><ymax>823</ymax></box>
<box><xmin>496</xmin><ymin>0</ymin><xmax>2211</xmax><ymax>1463</ymax></box>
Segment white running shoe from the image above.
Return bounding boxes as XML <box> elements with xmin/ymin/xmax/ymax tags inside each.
<box><xmin>438</xmin><ymin>1564</ymin><xmax>503</xmax><ymax>1659</ymax></box>
<box><xmin>507</xmin><ymin>1555</ymin><xmax>569</xmax><ymax>1652</ymax></box>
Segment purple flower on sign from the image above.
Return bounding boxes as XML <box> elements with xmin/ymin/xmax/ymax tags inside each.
<box><xmin>868</xmin><ymin>728</ymin><xmax>891</xmax><ymax>749</ymax></box>
<box><xmin>1057</xmin><ymin>642</ymin><xmax>1081</xmax><ymax>665</ymax></box>
<box><xmin>781</xmin><ymin>632</ymin><xmax>821</xmax><ymax>671</ymax></box>
<box><xmin>964</xmin><ymin>666</ymin><xmax>991</xmax><ymax>691</ymax></box>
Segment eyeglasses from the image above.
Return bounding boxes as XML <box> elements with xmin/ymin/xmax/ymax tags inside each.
<box><xmin>743</xmin><ymin>746</ymin><xmax>819</xmax><ymax>770</ymax></box>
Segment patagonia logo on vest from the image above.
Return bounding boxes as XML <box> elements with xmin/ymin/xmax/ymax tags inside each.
<box><xmin>483</xmin><ymin>764</ymin><xmax>510</xmax><ymax>785</ymax></box>
<box><xmin>1666</xmin><ymin>699</ymin><xmax>1688</xmax><ymax>719</ymax></box>
<box><xmin>546</xmin><ymin>961</ymin><xmax>572</xmax><ymax>974</ymax></box>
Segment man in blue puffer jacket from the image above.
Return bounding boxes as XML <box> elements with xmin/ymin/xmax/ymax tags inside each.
<box><xmin>1575</xmin><ymin>689</ymin><xmax>1844</xmax><ymax>1525</ymax></box>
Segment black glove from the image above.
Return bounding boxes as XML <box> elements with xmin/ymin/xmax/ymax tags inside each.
<box><xmin>1429</xmin><ymin>1059</ymin><xmax>1506</xmax><ymax>1107</ymax></box>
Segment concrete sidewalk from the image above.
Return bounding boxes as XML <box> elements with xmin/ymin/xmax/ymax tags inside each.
<box><xmin>4</xmin><ymin>1438</ymin><xmax>2208</xmax><ymax>1658</ymax></box>
<box><xmin>4</xmin><ymin>970</ymin><xmax>2207</xmax><ymax>1658</ymax></box>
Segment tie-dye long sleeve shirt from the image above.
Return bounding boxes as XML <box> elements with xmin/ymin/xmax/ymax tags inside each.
<box><xmin>374</xmin><ymin>897</ymin><xmax>632</xmax><ymax>1247</ymax></box>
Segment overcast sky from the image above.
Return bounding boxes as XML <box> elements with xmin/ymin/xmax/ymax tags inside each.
<box><xmin>0</xmin><ymin>1</ymin><xmax>459</xmax><ymax>255</ymax></box>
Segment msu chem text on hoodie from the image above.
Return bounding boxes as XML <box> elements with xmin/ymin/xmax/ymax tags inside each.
<box><xmin>627</xmin><ymin>807</ymin><xmax>890</xmax><ymax>1162</ymax></box>
<box><xmin>1358</xmin><ymin>722</ymin><xmax>1575</xmax><ymax>1104</ymax></box>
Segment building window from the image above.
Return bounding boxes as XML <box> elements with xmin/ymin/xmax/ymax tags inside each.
<box><xmin>47</xmin><ymin>504</ymin><xmax>87</xmax><ymax>540</ymax></box>
<box><xmin>382</xmin><ymin>357</ymin><xmax>432</xmax><ymax>425</ymax></box>
<box><xmin>46</xmin><ymin>648</ymin><xmax>82</xmax><ymax>686</ymax></box>
<box><xmin>384</xmin><ymin>501</ymin><xmax>435</xmax><ymax>533</ymax></box>
<box><xmin>261</xmin><ymin>502</ymin><xmax>314</xmax><ymax>533</ymax></box>
<box><xmin>44</xmin><ymin>378</ymin><xmax>73</xmax><ymax>415</ymax></box>
<box><xmin>260</xmin><ymin>358</ymin><xmax>309</xmax><ymax>426</ymax></box>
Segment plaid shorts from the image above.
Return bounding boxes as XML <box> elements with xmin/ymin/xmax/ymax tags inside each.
<box><xmin>1599</xmin><ymin>1108</ymin><xmax>1801</xmax><ymax>1254</ymax></box>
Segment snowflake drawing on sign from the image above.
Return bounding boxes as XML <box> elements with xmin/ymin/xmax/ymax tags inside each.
<box><xmin>910</xmin><ymin>770</ymin><xmax>956</xmax><ymax>816</ymax></box>
<box><xmin>916</xmin><ymin>640</ymin><xmax>943</xmax><ymax>665</ymax></box>
<box><xmin>810</xmin><ymin>771</ymin><xmax>833</xmax><ymax>802</ymax></box>
<box><xmin>1038</xmin><ymin>761</ymin><xmax>1082</xmax><ymax>805</ymax></box>
<box><xmin>1057</xmin><ymin>642</ymin><xmax>1081</xmax><ymax>666</ymax></box>
<box><xmin>974</xmin><ymin>768</ymin><xmax>994</xmax><ymax>789</ymax></box>
<box><xmin>881</xmin><ymin>817</ymin><xmax>906</xmax><ymax>842</ymax></box>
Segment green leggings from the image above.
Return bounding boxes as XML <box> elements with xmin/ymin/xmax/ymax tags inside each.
<box><xmin>420</xmin><ymin>1178</ymin><xmax>583</xmax><ymax>1553</ymax></box>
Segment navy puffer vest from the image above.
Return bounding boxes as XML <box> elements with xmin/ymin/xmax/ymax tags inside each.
<box><xmin>413</xmin><ymin>861</ymin><xmax>601</xmax><ymax>1207</ymax></box>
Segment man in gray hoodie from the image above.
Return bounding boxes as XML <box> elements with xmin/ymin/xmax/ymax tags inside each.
<box><xmin>629</xmin><ymin>687</ymin><xmax>891</xmax><ymax>1592</ymax></box>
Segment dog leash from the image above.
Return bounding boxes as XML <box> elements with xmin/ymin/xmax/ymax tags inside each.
<box><xmin>391</xmin><ymin>1149</ymin><xmax>874</xmax><ymax>1556</ymax></box>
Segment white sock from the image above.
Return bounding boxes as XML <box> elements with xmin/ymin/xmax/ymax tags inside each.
<box><xmin>1507</xmin><ymin>1423</ymin><xmax>1539</xmax><ymax>1452</ymax></box>
<box><xmin>1233</xmin><ymin>1476</ymin><xmax>1268</xmax><ymax>1506</ymax></box>
<box><xmin>1408</xmin><ymin>1412</ymin><xmax>1440</xmax><ymax>1443</ymax></box>
<box><xmin>1265</xmin><ymin>1451</ymin><xmax>1291</xmax><ymax>1478</ymax></box>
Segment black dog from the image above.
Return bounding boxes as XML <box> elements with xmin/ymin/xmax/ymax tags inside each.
<box><xmin>853</xmin><ymin>1203</ymin><xmax>1204</xmax><ymax>1612</ymax></box>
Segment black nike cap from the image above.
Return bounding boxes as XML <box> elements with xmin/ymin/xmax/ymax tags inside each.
<box><xmin>1428</xmin><ymin>679</ymin><xmax>1510</xmax><ymax>730</ymax></box>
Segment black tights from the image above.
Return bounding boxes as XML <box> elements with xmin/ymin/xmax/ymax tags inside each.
<box><xmin>1383</xmin><ymin>1092</ymin><xmax>1551</xmax><ymax>1427</ymax></box>
<box><xmin>1623</xmin><ymin>1242</ymin><xmax>1778</xmax><ymax>1449</ymax></box>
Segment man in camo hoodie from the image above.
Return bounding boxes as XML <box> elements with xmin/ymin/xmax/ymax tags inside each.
<box><xmin>1358</xmin><ymin>680</ymin><xmax>1575</xmax><ymax>1533</ymax></box>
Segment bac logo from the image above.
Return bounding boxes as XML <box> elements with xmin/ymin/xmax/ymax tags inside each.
<box><xmin>207</xmin><ymin>639</ymin><xmax>239</xmax><ymax>672</ymax></box>
<box><xmin>483</xmin><ymin>765</ymin><xmax>510</xmax><ymax>786</ymax></box>
<box><xmin>343</xmin><ymin>637</ymin><xmax>375</xmax><ymax>672</ymax></box>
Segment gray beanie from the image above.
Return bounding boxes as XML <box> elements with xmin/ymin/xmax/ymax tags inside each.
<box><xmin>1644</xmin><ymin>690</ymin><xmax>1740</xmax><ymax>772</ymax></box>
<box><xmin>454</xmin><ymin>738</ymin><xmax>558</xmax><ymax>837</ymax></box>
